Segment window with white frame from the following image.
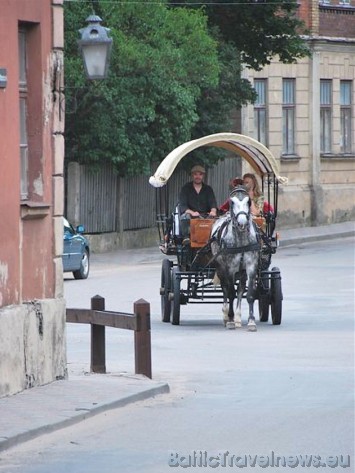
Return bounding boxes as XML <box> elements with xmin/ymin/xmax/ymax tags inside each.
<box><xmin>19</xmin><ymin>29</ymin><xmax>29</xmax><ymax>200</ymax></box>
<box><xmin>254</xmin><ymin>79</ymin><xmax>268</xmax><ymax>146</ymax></box>
<box><xmin>282</xmin><ymin>78</ymin><xmax>295</xmax><ymax>155</ymax></box>
<box><xmin>320</xmin><ymin>80</ymin><xmax>332</xmax><ymax>154</ymax></box>
<box><xmin>340</xmin><ymin>81</ymin><xmax>352</xmax><ymax>153</ymax></box>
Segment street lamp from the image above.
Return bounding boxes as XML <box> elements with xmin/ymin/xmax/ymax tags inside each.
<box><xmin>78</xmin><ymin>15</ymin><xmax>113</xmax><ymax>80</ymax></box>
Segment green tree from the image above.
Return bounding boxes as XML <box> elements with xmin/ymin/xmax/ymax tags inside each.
<box><xmin>171</xmin><ymin>0</ymin><xmax>309</xmax><ymax>70</ymax></box>
<box><xmin>64</xmin><ymin>0</ymin><xmax>220</xmax><ymax>175</ymax></box>
<box><xmin>168</xmin><ymin>0</ymin><xmax>309</xmax><ymax>166</ymax></box>
<box><xmin>189</xmin><ymin>40</ymin><xmax>256</xmax><ymax>166</ymax></box>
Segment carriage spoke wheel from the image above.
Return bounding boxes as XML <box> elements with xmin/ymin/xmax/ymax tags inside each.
<box><xmin>271</xmin><ymin>267</ymin><xmax>283</xmax><ymax>325</ymax></box>
<box><xmin>258</xmin><ymin>273</ymin><xmax>270</xmax><ymax>322</ymax></box>
<box><xmin>171</xmin><ymin>267</ymin><xmax>181</xmax><ymax>326</ymax></box>
<box><xmin>161</xmin><ymin>259</ymin><xmax>172</xmax><ymax>322</ymax></box>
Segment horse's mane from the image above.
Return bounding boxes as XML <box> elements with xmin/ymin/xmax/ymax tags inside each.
<box><xmin>230</xmin><ymin>185</ymin><xmax>249</xmax><ymax>200</ymax></box>
<box><xmin>229</xmin><ymin>185</ymin><xmax>249</xmax><ymax>200</ymax></box>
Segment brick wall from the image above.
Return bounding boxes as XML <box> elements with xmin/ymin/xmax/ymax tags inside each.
<box><xmin>298</xmin><ymin>0</ymin><xmax>319</xmax><ymax>34</ymax></box>
<box><xmin>297</xmin><ymin>0</ymin><xmax>355</xmax><ymax>38</ymax></box>
<box><xmin>319</xmin><ymin>6</ymin><xmax>355</xmax><ymax>37</ymax></box>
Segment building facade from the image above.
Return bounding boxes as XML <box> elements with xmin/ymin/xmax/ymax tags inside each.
<box><xmin>0</xmin><ymin>0</ymin><xmax>66</xmax><ymax>396</ymax></box>
<box><xmin>241</xmin><ymin>0</ymin><xmax>355</xmax><ymax>227</ymax></box>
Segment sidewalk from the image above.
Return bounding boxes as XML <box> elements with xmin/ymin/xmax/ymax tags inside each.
<box><xmin>0</xmin><ymin>374</ymin><xmax>169</xmax><ymax>452</ymax></box>
<box><xmin>0</xmin><ymin>221</ymin><xmax>353</xmax><ymax>453</ymax></box>
<box><xmin>278</xmin><ymin>220</ymin><xmax>355</xmax><ymax>247</ymax></box>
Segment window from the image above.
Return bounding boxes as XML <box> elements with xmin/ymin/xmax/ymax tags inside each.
<box><xmin>320</xmin><ymin>80</ymin><xmax>332</xmax><ymax>153</ymax></box>
<box><xmin>340</xmin><ymin>81</ymin><xmax>352</xmax><ymax>153</ymax></box>
<box><xmin>282</xmin><ymin>79</ymin><xmax>295</xmax><ymax>155</ymax></box>
<box><xmin>254</xmin><ymin>79</ymin><xmax>267</xmax><ymax>145</ymax></box>
<box><xmin>19</xmin><ymin>29</ymin><xmax>28</xmax><ymax>200</ymax></box>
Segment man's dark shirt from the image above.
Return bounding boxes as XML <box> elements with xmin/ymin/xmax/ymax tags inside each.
<box><xmin>179</xmin><ymin>182</ymin><xmax>217</xmax><ymax>214</ymax></box>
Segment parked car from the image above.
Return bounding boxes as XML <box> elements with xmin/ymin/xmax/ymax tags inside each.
<box><xmin>63</xmin><ymin>217</ymin><xmax>90</xmax><ymax>279</ymax></box>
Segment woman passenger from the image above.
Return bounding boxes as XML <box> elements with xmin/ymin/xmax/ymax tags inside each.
<box><xmin>243</xmin><ymin>173</ymin><xmax>264</xmax><ymax>216</ymax></box>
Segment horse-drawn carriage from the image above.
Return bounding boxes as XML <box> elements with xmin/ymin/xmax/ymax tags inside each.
<box><xmin>149</xmin><ymin>133</ymin><xmax>285</xmax><ymax>330</ymax></box>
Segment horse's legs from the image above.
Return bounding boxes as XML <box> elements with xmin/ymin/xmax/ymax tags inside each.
<box><xmin>220</xmin><ymin>279</ymin><xmax>230</xmax><ymax>326</ymax></box>
<box><xmin>220</xmin><ymin>274</ymin><xmax>235</xmax><ymax>329</ymax></box>
<box><xmin>226</xmin><ymin>282</ymin><xmax>235</xmax><ymax>329</ymax></box>
<box><xmin>234</xmin><ymin>271</ymin><xmax>246</xmax><ymax>328</ymax></box>
<box><xmin>246</xmin><ymin>267</ymin><xmax>257</xmax><ymax>332</ymax></box>
<box><xmin>234</xmin><ymin>294</ymin><xmax>242</xmax><ymax>328</ymax></box>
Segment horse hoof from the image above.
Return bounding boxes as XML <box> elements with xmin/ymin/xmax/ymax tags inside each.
<box><xmin>235</xmin><ymin>321</ymin><xmax>242</xmax><ymax>328</ymax></box>
<box><xmin>226</xmin><ymin>321</ymin><xmax>235</xmax><ymax>330</ymax></box>
<box><xmin>247</xmin><ymin>323</ymin><xmax>257</xmax><ymax>332</ymax></box>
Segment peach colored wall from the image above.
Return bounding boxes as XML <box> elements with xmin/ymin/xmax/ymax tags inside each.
<box><xmin>0</xmin><ymin>0</ymin><xmax>66</xmax><ymax>398</ymax></box>
<box><xmin>0</xmin><ymin>0</ymin><xmax>55</xmax><ymax>306</ymax></box>
<box><xmin>0</xmin><ymin>5</ymin><xmax>22</xmax><ymax>306</ymax></box>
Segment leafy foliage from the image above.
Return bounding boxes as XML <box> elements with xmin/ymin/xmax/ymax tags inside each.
<box><xmin>64</xmin><ymin>0</ymin><xmax>219</xmax><ymax>175</ymax></box>
<box><xmin>64</xmin><ymin>0</ymin><xmax>308</xmax><ymax>175</ymax></box>
<box><xmin>188</xmin><ymin>40</ymin><xmax>257</xmax><ymax>167</ymax></box>
<box><xmin>170</xmin><ymin>0</ymin><xmax>310</xmax><ymax>70</ymax></box>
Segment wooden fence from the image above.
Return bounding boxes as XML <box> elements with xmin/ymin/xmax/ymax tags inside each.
<box><xmin>65</xmin><ymin>157</ymin><xmax>242</xmax><ymax>234</ymax></box>
<box><xmin>66</xmin><ymin>296</ymin><xmax>152</xmax><ymax>379</ymax></box>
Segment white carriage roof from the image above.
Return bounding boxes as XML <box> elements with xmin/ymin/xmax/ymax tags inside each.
<box><xmin>149</xmin><ymin>133</ymin><xmax>288</xmax><ymax>188</ymax></box>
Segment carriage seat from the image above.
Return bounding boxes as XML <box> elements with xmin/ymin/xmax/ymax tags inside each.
<box><xmin>252</xmin><ymin>215</ymin><xmax>266</xmax><ymax>232</ymax></box>
<box><xmin>164</xmin><ymin>204</ymin><xmax>216</xmax><ymax>249</ymax></box>
<box><xmin>190</xmin><ymin>218</ymin><xmax>216</xmax><ymax>248</ymax></box>
<box><xmin>253</xmin><ymin>211</ymin><xmax>276</xmax><ymax>236</ymax></box>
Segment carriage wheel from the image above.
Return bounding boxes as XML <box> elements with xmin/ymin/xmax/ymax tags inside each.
<box><xmin>271</xmin><ymin>267</ymin><xmax>283</xmax><ymax>325</ymax></box>
<box><xmin>161</xmin><ymin>259</ymin><xmax>172</xmax><ymax>322</ymax></box>
<box><xmin>258</xmin><ymin>275</ymin><xmax>270</xmax><ymax>322</ymax></box>
<box><xmin>171</xmin><ymin>267</ymin><xmax>181</xmax><ymax>326</ymax></box>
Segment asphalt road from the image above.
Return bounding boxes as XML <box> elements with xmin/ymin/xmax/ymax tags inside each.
<box><xmin>0</xmin><ymin>238</ymin><xmax>354</xmax><ymax>472</ymax></box>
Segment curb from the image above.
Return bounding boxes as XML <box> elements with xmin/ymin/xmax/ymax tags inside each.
<box><xmin>279</xmin><ymin>228</ymin><xmax>355</xmax><ymax>247</ymax></box>
<box><xmin>0</xmin><ymin>382</ymin><xmax>169</xmax><ymax>453</ymax></box>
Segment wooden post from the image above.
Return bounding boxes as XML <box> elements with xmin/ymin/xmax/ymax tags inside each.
<box><xmin>134</xmin><ymin>299</ymin><xmax>152</xmax><ymax>379</ymax></box>
<box><xmin>91</xmin><ymin>295</ymin><xmax>106</xmax><ymax>373</ymax></box>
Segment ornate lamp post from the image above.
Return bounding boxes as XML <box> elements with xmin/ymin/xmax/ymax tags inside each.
<box><xmin>78</xmin><ymin>15</ymin><xmax>113</xmax><ymax>80</ymax></box>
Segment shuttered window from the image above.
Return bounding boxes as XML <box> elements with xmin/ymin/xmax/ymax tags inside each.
<box><xmin>282</xmin><ymin>79</ymin><xmax>295</xmax><ymax>155</ymax></box>
<box><xmin>340</xmin><ymin>81</ymin><xmax>352</xmax><ymax>153</ymax></box>
<box><xmin>254</xmin><ymin>79</ymin><xmax>268</xmax><ymax>146</ymax></box>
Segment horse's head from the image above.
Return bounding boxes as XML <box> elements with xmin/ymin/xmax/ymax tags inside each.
<box><xmin>229</xmin><ymin>186</ymin><xmax>251</xmax><ymax>231</ymax></box>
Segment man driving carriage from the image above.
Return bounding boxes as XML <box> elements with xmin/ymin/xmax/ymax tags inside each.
<box><xmin>179</xmin><ymin>165</ymin><xmax>217</xmax><ymax>242</ymax></box>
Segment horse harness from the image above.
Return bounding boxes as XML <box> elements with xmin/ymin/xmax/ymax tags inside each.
<box><xmin>214</xmin><ymin>216</ymin><xmax>261</xmax><ymax>255</ymax></box>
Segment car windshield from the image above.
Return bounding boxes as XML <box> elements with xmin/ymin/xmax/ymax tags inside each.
<box><xmin>63</xmin><ymin>217</ymin><xmax>75</xmax><ymax>234</ymax></box>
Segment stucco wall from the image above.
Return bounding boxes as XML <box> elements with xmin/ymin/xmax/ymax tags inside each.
<box><xmin>241</xmin><ymin>37</ymin><xmax>355</xmax><ymax>227</ymax></box>
<box><xmin>276</xmin><ymin>184</ymin><xmax>355</xmax><ymax>228</ymax></box>
<box><xmin>0</xmin><ymin>299</ymin><xmax>67</xmax><ymax>398</ymax></box>
<box><xmin>0</xmin><ymin>0</ymin><xmax>66</xmax><ymax>397</ymax></box>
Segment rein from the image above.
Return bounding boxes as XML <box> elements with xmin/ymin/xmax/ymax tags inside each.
<box><xmin>212</xmin><ymin>216</ymin><xmax>260</xmax><ymax>257</ymax></box>
<box><xmin>219</xmin><ymin>241</ymin><xmax>260</xmax><ymax>254</ymax></box>
<box><xmin>232</xmin><ymin>210</ymin><xmax>249</xmax><ymax>224</ymax></box>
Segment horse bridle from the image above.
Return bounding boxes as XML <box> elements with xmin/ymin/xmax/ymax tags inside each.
<box><xmin>230</xmin><ymin>200</ymin><xmax>251</xmax><ymax>231</ymax></box>
<box><xmin>229</xmin><ymin>186</ymin><xmax>251</xmax><ymax>230</ymax></box>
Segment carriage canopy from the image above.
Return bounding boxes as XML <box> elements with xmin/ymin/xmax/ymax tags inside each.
<box><xmin>149</xmin><ymin>133</ymin><xmax>287</xmax><ymax>188</ymax></box>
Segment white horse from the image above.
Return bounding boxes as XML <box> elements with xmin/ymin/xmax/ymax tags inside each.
<box><xmin>211</xmin><ymin>187</ymin><xmax>260</xmax><ymax>331</ymax></box>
